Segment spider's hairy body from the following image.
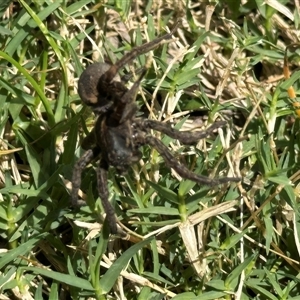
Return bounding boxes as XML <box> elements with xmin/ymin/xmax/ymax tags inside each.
<box><xmin>72</xmin><ymin>22</ymin><xmax>240</xmax><ymax>234</ymax></box>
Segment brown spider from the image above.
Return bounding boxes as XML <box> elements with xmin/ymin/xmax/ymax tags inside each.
<box><xmin>72</xmin><ymin>23</ymin><xmax>240</xmax><ymax>234</ymax></box>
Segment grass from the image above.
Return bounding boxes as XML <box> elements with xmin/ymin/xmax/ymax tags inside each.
<box><xmin>1</xmin><ymin>0</ymin><xmax>300</xmax><ymax>299</ymax></box>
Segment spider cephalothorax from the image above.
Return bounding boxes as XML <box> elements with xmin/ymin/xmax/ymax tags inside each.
<box><xmin>72</xmin><ymin>23</ymin><xmax>240</xmax><ymax>234</ymax></box>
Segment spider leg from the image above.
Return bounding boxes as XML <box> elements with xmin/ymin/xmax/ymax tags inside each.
<box><xmin>140</xmin><ymin>120</ymin><xmax>227</xmax><ymax>145</ymax></box>
<box><xmin>121</xmin><ymin>66</ymin><xmax>146</xmax><ymax>83</ymax></box>
<box><xmin>120</xmin><ymin>68</ymin><xmax>147</xmax><ymax>105</ymax></box>
<box><xmin>117</xmin><ymin>68</ymin><xmax>148</xmax><ymax>123</ymax></box>
<box><xmin>97</xmin><ymin>160</ymin><xmax>118</xmax><ymax>234</ymax></box>
<box><xmin>103</xmin><ymin>21</ymin><xmax>180</xmax><ymax>83</ymax></box>
<box><xmin>81</xmin><ymin>128</ymin><xmax>96</xmax><ymax>150</ymax></box>
<box><xmin>145</xmin><ymin>135</ymin><xmax>240</xmax><ymax>185</ymax></box>
<box><xmin>72</xmin><ymin>149</ymin><xmax>97</xmax><ymax>206</ymax></box>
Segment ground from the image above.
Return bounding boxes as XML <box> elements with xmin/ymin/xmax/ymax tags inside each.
<box><xmin>1</xmin><ymin>1</ymin><xmax>300</xmax><ymax>299</ymax></box>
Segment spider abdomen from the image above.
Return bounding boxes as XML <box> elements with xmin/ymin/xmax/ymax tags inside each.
<box><xmin>78</xmin><ymin>62</ymin><xmax>123</xmax><ymax>112</ymax></box>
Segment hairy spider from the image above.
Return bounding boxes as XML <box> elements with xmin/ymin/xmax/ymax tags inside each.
<box><xmin>72</xmin><ymin>23</ymin><xmax>240</xmax><ymax>234</ymax></box>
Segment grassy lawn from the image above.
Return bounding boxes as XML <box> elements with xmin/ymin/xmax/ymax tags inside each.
<box><xmin>1</xmin><ymin>0</ymin><xmax>300</xmax><ymax>299</ymax></box>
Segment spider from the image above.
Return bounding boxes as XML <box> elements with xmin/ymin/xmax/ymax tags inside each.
<box><xmin>72</xmin><ymin>22</ymin><xmax>240</xmax><ymax>234</ymax></box>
